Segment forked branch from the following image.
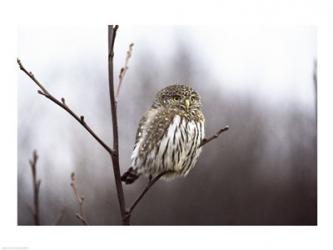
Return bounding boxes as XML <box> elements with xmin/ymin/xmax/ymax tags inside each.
<box><xmin>17</xmin><ymin>58</ymin><xmax>114</xmax><ymax>157</ymax></box>
<box><xmin>126</xmin><ymin>170</ymin><xmax>174</xmax><ymax>219</ymax></box>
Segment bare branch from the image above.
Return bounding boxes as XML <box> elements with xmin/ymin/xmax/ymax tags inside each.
<box><xmin>199</xmin><ymin>125</ymin><xmax>229</xmax><ymax>147</ymax></box>
<box><xmin>75</xmin><ymin>213</ymin><xmax>89</xmax><ymax>225</ymax></box>
<box><xmin>70</xmin><ymin>172</ymin><xmax>89</xmax><ymax>225</ymax></box>
<box><xmin>108</xmin><ymin>25</ymin><xmax>128</xmax><ymax>225</ymax></box>
<box><xmin>17</xmin><ymin>58</ymin><xmax>115</xmax><ymax>157</ymax></box>
<box><xmin>126</xmin><ymin>170</ymin><xmax>174</xmax><ymax>219</ymax></box>
<box><xmin>116</xmin><ymin>43</ymin><xmax>134</xmax><ymax>100</ymax></box>
<box><xmin>29</xmin><ymin>150</ymin><xmax>41</xmax><ymax>225</ymax></box>
<box><xmin>17</xmin><ymin>60</ymin><xmax>50</xmax><ymax>95</ymax></box>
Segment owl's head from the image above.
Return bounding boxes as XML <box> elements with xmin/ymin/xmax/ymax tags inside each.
<box><xmin>153</xmin><ymin>84</ymin><xmax>202</xmax><ymax>112</ymax></box>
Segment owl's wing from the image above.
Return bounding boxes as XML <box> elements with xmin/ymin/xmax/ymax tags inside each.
<box><xmin>136</xmin><ymin>107</ymin><xmax>176</xmax><ymax>156</ymax></box>
<box><xmin>134</xmin><ymin>110</ymin><xmax>149</xmax><ymax>146</ymax></box>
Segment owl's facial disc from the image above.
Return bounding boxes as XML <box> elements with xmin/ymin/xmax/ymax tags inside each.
<box><xmin>153</xmin><ymin>84</ymin><xmax>202</xmax><ymax>111</ymax></box>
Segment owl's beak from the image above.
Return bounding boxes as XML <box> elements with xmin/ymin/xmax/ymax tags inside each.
<box><xmin>185</xmin><ymin>99</ymin><xmax>190</xmax><ymax>111</ymax></box>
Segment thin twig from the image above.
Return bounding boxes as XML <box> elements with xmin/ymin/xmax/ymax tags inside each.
<box><xmin>70</xmin><ymin>172</ymin><xmax>89</xmax><ymax>225</ymax></box>
<box><xmin>17</xmin><ymin>58</ymin><xmax>115</xmax><ymax>157</ymax></box>
<box><xmin>29</xmin><ymin>150</ymin><xmax>41</xmax><ymax>225</ymax></box>
<box><xmin>108</xmin><ymin>25</ymin><xmax>128</xmax><ymax>225</ymax></box>
<box><xmin>199</xmin><ymin>125</ymin><xmax>229</xmax><ymax>147</ymax></box>
<box><xmin>75</xmin><ymin>213</ymin><xmax>89</xmax><ymax>225</ymax></box>
<box><xmin>116</xmin><ymin>43</ymin><xmax>134</xmax><ymax>101</ymax></box>
<box><xmin>126</xmin><ymin>170</ymin><xmax>173</xmax><ymax>219</ymax></box>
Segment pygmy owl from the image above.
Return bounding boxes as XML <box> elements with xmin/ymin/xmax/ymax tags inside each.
<box><xmin>121</xmin><ymin>84</ymin><xmax>205</xmax><ymax>184</ymax></box>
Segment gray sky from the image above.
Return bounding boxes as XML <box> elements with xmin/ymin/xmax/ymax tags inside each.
<box><xmin>18</xmin><ymin>26</ymin><xmax>316</xmax><ymax>107</ymax></box>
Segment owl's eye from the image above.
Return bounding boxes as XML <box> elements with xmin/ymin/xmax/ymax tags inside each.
<box><xmin>173</xmin><ymin>95</ymin><xmax>181</xmax><ymax>101</ymax></box>
<box><xmin>190</xmin><ymin>96</ymin><xmax>198</xmax><ymax>101</ymax></box>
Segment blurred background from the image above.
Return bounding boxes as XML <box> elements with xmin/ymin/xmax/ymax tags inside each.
<box><xmin>17</xmin><ymin>26</ymin><xmax>316</xmax><ymax>225</ymax></box>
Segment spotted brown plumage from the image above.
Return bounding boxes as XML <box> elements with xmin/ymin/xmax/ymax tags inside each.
<box><xmin>121</xmin><ymin>84</ymin><xmax>205</xmax><ymax>184</ymax></box>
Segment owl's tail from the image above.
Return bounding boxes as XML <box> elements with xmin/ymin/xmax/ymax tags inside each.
<box><xmin>121</xmin><ymin>167</ymin><xmax>140</xmax><ymax>184</ymax></box>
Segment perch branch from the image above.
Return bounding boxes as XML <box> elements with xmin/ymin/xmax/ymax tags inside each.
<box><xmin>70</xmin><ymin>172</ymin><xmax>89</xmax><ymax>225</ymax></box>
<box><xmin>17</xmin><ymin>58</ymin><xmax>115</xmax><ymax>157</ymax></box>
<box><xmin>29</xmin><ymin>150</ymin><xmax>41</xmax><ymax>225</ymax></box>
<box><xmin>125</xmin><ymin>170</ymin><xmax>173</xmax><ymax>219</ymax></box>
<box><xmin>199</xmin><ymin>125</ymin><xmax>229</xmax><ymax>147</ymax></box>
<box><xmin>108</xmin><ymin>25</ymin><xmax>128</xmax><ymax>225</ymax></box>
<box><xmin>116</xmin><ymin>43</ymin><xmax>134</xmax><ymax>101</ymax></box>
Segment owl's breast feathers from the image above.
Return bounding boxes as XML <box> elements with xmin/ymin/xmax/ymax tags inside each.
<box><xmin>128</xmin><ymin>107</ymin><xmax>205</xmax><ymax>181</ymax></box>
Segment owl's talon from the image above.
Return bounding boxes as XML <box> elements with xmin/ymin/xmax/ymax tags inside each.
<box><xmin>121</xmin><ymin>167</ymin><xmax>140</xmax><ymax>184</ymax></box>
